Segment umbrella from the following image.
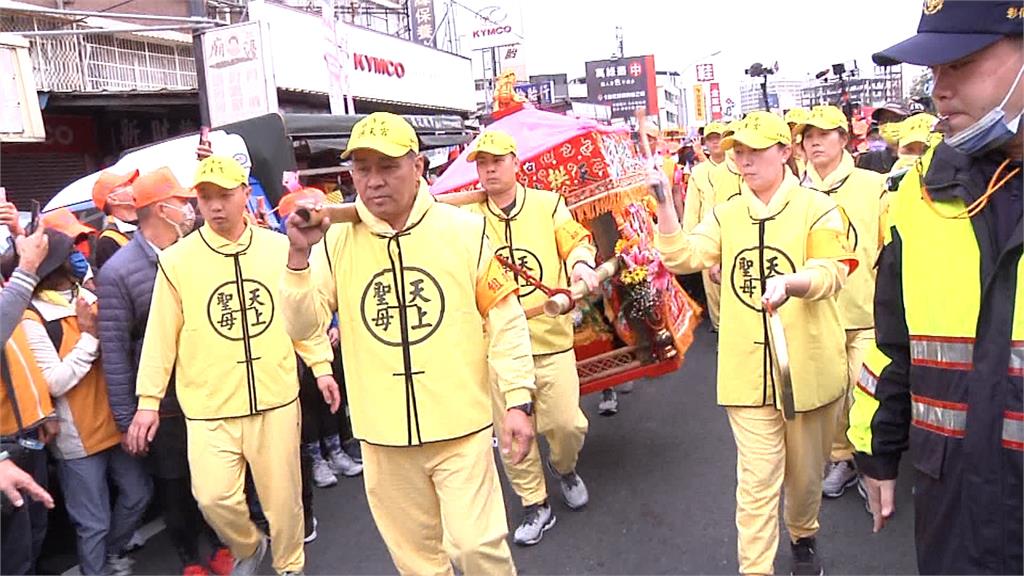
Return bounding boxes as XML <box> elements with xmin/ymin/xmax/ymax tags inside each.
<box><xmin>430</xmin><ymin>104</ymin><xmax>625</xmax><ymax>196</ymax></box>
<box><xmin>44</xmin><ymin>131</ymin><xmax>253</xmax><ymax>213</ymax></box>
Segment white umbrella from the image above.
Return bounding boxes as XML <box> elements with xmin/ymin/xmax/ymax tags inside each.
<box><xmin>44</xmin><ymin>131</ymin><xmax>252</xmax><ymax>212</ymax></box>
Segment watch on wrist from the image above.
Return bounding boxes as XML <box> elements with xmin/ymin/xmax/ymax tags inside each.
<box><xmin>510</xmin><ymin>402</ymin><xmax>534</xmax><ymax>416</ymax></box>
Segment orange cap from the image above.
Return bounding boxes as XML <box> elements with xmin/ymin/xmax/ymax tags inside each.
<box><xmin>132</xmin><ymin>167</ymin><xmax>195</xmax><ymax>209</ymax></box>
<box><xmin>92</xmin><ymin>169</ymin><xmax>139</xmax><ymax>210</ymax></box>
<box><xmin>278</xmin><ymin>187</ymin><xmax>326</xmax><ymax>217</ymax></box>
<box><xmin>41</xmin><ymin>208</ymin><xmax>97</xmax><ymax>240</ymax></box>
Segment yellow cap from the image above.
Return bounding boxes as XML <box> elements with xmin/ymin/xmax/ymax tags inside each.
<box><xmin>342</xmin><ymin>112</ymin><xmax>419</xmax><ymax>160</ymax></box>
<box><xmin>898</xmin><ymin>114</ymin><xmax>939</xmax><ymax>148</ymax></box>
<box><xmin>721</xmin><ymin>111</ymin><xmax>792</xmax><ymax>150</ymax></box>
<box><xmin>784</xmin><ymin>107</ymin><xmax>810</xmax><ymax>126</ymax></box>
<box><xmin>703</xmin><ymin>122</ymin><xmax>728</xmax><ymax>137</ymax></box>
<box><xmin>903</xmin><ymin>112</ymin><xmax>938</xmax><ymax>134</ymax></box>
<box><xmin>796</xmin><ymin>105</ymin><xmax>848</xmax><ymax>134</ymax></box>
<box><xmin>193</xmin><ymin>155</ymin><xmax>248</xmax><ymax>190</ymax></box>
<box><xmin>467</xmin><ymin>130</ymin><xmax>518</xmax><ymax>162</ymax></box>
<box><xmin>899</xmin><ymin>128</ymin><xmax>931</xmax><ymax>148</ymax></box>
<box><xmin>723</xmin><ymin>119</ymin><xmax>743</xmax><ymax>136</ymax></box>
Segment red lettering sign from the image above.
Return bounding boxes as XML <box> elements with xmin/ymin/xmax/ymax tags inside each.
<box><xmin>709</xmin><ymin>82</ymin><xmax>722</xmax><ymax>121</ymax></box>
<box><xmin>352</xmin><ymin>53</ymin><xmax>406</xmax><ymax>78</ymax></box>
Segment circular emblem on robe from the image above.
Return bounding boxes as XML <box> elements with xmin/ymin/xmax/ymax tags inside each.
<box><xmin>730</xmin><ymin>247</ymin><xmax>797</xmax><ymax>312</ymax></box>
<box><xmin>494</xmin><ymin>245</ymin><xmax>543</xmax><ymax>298</ymax></box>
<box><xmin>207</xmin><ymin>280</ymin><xmax>275</xmax><ymax>341</ymax></box>
<box><xmin>360</xmin><ymin>267</ymin><xmax>446</xmax><ymax>347</ymax></box>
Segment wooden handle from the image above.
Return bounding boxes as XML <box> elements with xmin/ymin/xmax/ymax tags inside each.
<box><xmin>525</xmin><ymin>258</ymin><xmax>620</xmax><ymax>318</ymax></box>
<box><xmin>292</xmin><ymin>190</ymin><xmax>488</xmax><ymax>228</ymax></box>
<box><xmin>635</xmin><ymin>110</ymin><xmax>666</xmax><ymax>202</ymax></box>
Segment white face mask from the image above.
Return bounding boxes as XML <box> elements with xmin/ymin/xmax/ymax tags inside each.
<box><xmin>944</xmin><ymin>63</ymin><xmax>1024</xmax><ymax>156</ymax></box>
<box><xmin>160</xmin><ymin>202</ymin><xmax>196</xmax><ymax>239</ymax></box>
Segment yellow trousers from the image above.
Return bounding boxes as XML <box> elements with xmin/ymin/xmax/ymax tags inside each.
<box><xmin>832</xmin><ymin>329</ymin><xmax>873</xmax><ymax>462</ymax></box>
<box><xmin>490</xmin><ymin>350</ymin><xmax>589</xmax><ymax>506</ymax></box>
<box><xmin>726</xmin><ymin>401</ymin><xmax>838</xmax><ymax>576</ymax></box>
<box><xmin>701</xmin><ymin>270</ymin><xmax>721</xmax><ymax>330</ymax></box>
<box><xmin>362</xmin><ymin>428</ymin><xmax>516</xmax><ymax>576</ymax></box>
<box><xmin>186</xmin><ymin>401</ymin><xmax>304</xmax><ymax>574</ymax></box>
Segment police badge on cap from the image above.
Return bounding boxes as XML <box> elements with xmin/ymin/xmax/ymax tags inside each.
<box><xmin>873</xmin><ymin>1</ymin><xmax>1024</xmax><ymax>67</ymax></box>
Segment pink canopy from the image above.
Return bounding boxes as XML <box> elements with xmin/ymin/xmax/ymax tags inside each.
<box><xmin>430</xmin><ymin>104</ymin><xmax>626</xmax><ymax>195</ymax></box>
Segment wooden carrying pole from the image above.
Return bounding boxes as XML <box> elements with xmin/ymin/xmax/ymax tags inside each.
<box><xmin>524</xmin><ymin>258</ymin><xmax>620</xmax><ymax>319</ymax></box>
<box><xmin>291</xmin><ymin>190</ymin><xmax>616</xmax><ymax>322</ymax></box>
<box><xmin>292</xmin><ymin>190</ymin><xmax>487</xmax><ymax>227</ymax></box>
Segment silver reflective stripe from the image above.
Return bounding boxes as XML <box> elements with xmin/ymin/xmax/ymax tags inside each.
<box><xmin>1010</xmin><ymin>343</ymin><xmax>1024</xmax><ymax>377</ymax></box>
<box><xmin>857</xmin><ymin>365</ymin><xmax>878</xmax><ymax>397</ymax></box>
<box><xmin>909</xmin><ymin>337</ymin><xmax>974</xmax><ymax>370</ymax></box>
<box><xmin>911</xmin><ymin>396</ymin><xmax>967</xmax><ymax>438</ymax></box>
<box><xmin>1003</xmin><ymin>412</ymin><xmax>1024</xmax><ymax>451</ymax></box>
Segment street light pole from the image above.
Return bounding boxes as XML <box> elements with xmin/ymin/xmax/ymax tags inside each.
<box><xmin>745</xmin><ymin>62</ymin><xmax>775</xmax><ymax>112</ymax></box>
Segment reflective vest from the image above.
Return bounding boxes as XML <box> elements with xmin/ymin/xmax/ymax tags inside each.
<box><xmin>24</xmin><ymin>310</ymin><xmax>119</xmax><ymax>459</ymax></box>
<box><xmin>0</xmin><ymin>325</ymin><xmax>54</xmax><ymax>437</ymax></box>
<box><xmin>150</xmin><ymin>225</ymin><xmax>305</xmax><ymax>420</ymax></box>
<box><xmin>99</xmin><ymin>227</ymin><xmax>130</xmax><ymax>247</ymax></box>
<box><xmin>802</xmin><ymin>155</ymin><xmax>886</xmax><ymax>330</ymax></box>
<box><xmin>325</xmin><ymin>200</ymin><xmax>497</xmax><ymax>446</ymax></box>
<box><xmin>715</xmin><ymin>177</ymin><xmax>852</xmax><ymax>411</ymax></box>
<box><xmin>849</xmin><ymin>145</ymin><xmax>1022</xmax><ymax>573</ymax></box>
<box><xmin>467</xmin><ymin>186</ymin><xmax>584</xmax><ymax>355</ymax></box>
<box><xmin>889</xmin><ymin>150</ymin><xmax>1023</xmax><ymax>451</ymax></box>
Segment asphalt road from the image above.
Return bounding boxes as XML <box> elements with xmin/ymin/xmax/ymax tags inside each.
<box><xmin>55</xmin><ymin>328</ymin><xmax>919</xmax><ymax>575</ymax></box>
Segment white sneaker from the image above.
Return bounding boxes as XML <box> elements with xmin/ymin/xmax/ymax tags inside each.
<box><xmin>105</xmin><ymin>553</ymin><xmax>134</xmax><ymax>576</ymax></box>
<box><xmin>231</xmin><ymin>536</ymin><xmax>268</xmax><ymax>576</ymax></box>
<box><xmin>304</xmin><ymin>517</ymin><xmax>318</xmax><ymax>544</ymax></box>
<box><xmin>512</xmin><ymin>503</ymin><xmax>556</xmax><ymax>546</ymax></box>
<box><xmin>329</xmin><ymin>450</ymin><xmax>364</xmax><ymax>477</ymax></box>
<box><xmin>598</xmin><ymin>389</ymin><xmax>618</xmax><ymax>416</ymax></box>
<box><xmin>822</xmin><ymin>460</ymin><xmax>858</xmax><ymax>498</ymax></box>
<box><xmin>548</xmin><ymin>461</ymin><xmax>589</xmax><ymax>509</ymax></box>
<box><xmin>124</xmin><ymin>530</ymin><xmax>146</xmax><ymax>552</ymax></box>
<box><xmin>312</xmin><ymin>456</ymin><xmax>338</xmax><ymax>488</ymax></box>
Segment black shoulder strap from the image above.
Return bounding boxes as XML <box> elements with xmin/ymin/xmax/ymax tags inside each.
<box><xmin>27</xmin><ymin>305</ymin><xmax>64</xmax><ymax>352</ymax></box>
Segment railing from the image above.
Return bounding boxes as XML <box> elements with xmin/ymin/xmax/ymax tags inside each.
<box><xmin>1</xmin><ymin>13</ymin><xmax>196</xmax><ymax>93</ymax></box>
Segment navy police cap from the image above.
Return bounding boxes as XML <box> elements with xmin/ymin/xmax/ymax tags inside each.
<box><xmin>873</xmin><ymin>1</ymin><xmax>1024</xmax><ymax>67</ymax></box>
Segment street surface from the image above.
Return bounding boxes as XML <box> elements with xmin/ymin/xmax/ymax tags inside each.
<box><xmin>50</xmin><ymin>328</ymin><xmax>918</xmax><ymax>575</ymax></box>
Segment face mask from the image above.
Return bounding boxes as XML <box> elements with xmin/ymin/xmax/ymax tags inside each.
<box><xmin>945</xmin><ymin>64</ymin><xmax>1024</xmax><ymax>157</ymax></box>
<box><xmin>160</xmin><ymin>202</ymin><xmax>196</xmax><ymax>238</ymax></box>
<box><xmin>68</xmin><ymin>251</ymin><xmax>90</xmax><ymax>281</ymax></box>
<box><xmin>868</xmin><ymin>139</ymin><xmax>888</xmax><ymax>152</ymax></box>
<box><xmin>879</xmin><ymin>124</ymin><xmax>901</xmax><ymax>146</ymax></box>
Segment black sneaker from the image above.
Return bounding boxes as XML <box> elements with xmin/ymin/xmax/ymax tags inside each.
<box><xmin>790</xmin><ymin>536</ymin><xmax>823</xmax><ymax>575</ymax></box>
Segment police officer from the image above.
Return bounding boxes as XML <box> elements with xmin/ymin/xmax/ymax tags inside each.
<box><xmin>849</xmin><ymin>2</ymin><xmax>1023</xmax><ymax>573</ymax></box>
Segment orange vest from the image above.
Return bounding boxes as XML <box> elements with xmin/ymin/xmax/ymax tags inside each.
<box><xmin>99</xmin><ymin>227</ymin><xmax>130</xmax><ymax>247</ymax></box>
<box><xmin>0</xmin><ymin>325</ymin><xmax>54</xmax><ymax>437</ymax></box>
<box><xmin>24</xmin><ymin>310</ymin><xmax>120</xmax><ymax>457</ymax></box>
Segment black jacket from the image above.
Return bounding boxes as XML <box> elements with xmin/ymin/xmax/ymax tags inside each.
<box><xmin>856</xmin><ymin>143</ymin><xmax>1022</xmax><ymax>574</ymax></box>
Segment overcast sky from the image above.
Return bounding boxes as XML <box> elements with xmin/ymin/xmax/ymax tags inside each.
<box><xmin>514</xmin><ymin>0</ymin><xmax>927</xmax><ymax>84</ymax></box>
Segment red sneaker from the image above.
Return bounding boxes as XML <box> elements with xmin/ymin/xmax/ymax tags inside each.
<box><xmin>208</xmin><ymin>548</ymin><xmax>234</xmax><ymax>576</ymax></box>
<box><xmin>184</xmin><ymin>564</ymin><xmax>209</xmax><ymax>576</ymax></box>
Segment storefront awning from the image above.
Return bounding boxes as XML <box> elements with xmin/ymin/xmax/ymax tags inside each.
<box><xmin>283</xmin><ymin>113</ymin><xmax>474</xmax><ymax>155</ymax></box>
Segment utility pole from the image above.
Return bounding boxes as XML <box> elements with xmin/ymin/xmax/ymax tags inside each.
<box><xmin>615</xmin><ymin>26</ymin><xmax>623</xmax><ymax>59</ymax></box>
<box><xmin>189</xmin><ymin>0</ymin><xmax>211</xmax><ymax>127</ymax></box>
